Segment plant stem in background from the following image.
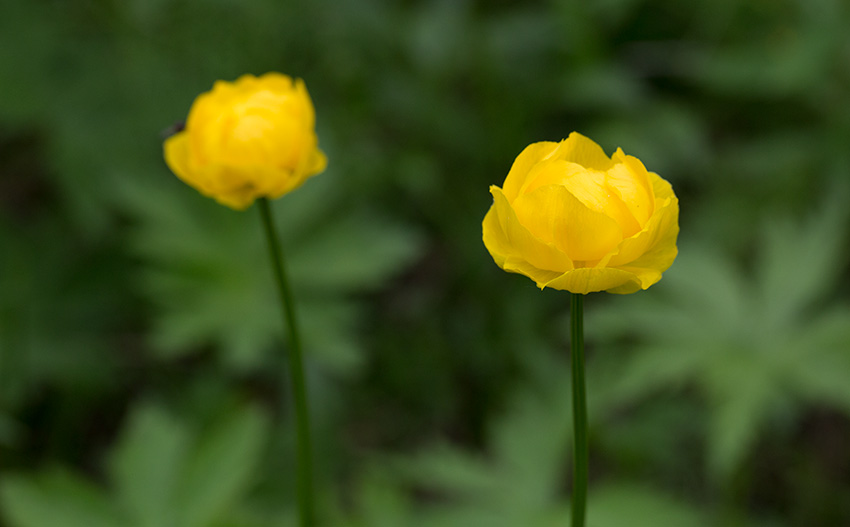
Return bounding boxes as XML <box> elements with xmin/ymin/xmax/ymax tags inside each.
<box><xmin>258</xmin><ymin>198</ymin><xmax>315</xmax><ymax>527</ymax></box>
<box><xmin>570</xmin><ymin>292</ymin><xmax>587</xmax><ymax>527</ymax></box>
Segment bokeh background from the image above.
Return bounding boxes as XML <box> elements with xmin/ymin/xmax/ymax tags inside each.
<box><xmin>2</xmin><ymin>0</ymin><xmax>850</xmax><ymax>525</ymax></box>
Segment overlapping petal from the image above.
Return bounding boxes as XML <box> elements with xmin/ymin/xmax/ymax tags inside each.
<box><xmin>609</xmin><ymin>149</ymin><xmax>655</xmax><ymax>227</ymax></box>
<box><xmin>544</xmin><ymin>267</ymin><xmax>641</xmax><ymax>295</ymax></box>
<box><xmin>557</xmin><ymin>132</ymin><xmax>615</xmax><ymax>172</ymax></box>
<box><xmin>502</xmin><ymin>141</ymin><xmax>560</xmax><ymax>202</ymax></box>
<box><xmin>483</xmin><ymin>187</ymin><xmax>573</xmax><ymax>274</ymax></box>
<box><xmin>512</xmin><ymin>184</ymin><xmax>622</xmax><ymax>262</ymax></box>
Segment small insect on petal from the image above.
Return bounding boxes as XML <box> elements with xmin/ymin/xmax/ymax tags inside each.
<box><xmin>160</xmin><ymin>121</ymin><xmax>185</xmax><ymax>139</ymax></box>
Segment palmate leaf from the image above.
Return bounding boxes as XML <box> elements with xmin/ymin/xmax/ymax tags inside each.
<box><xmin>0</xmin><ymin>402</ymin><xmax>269</xmax><ymax>527</ymax></box>
<box><xmin>117</xmin><ymin>171</ymin><xmax>423</xmax><ymax>374</ymax></box>
<box><xmin>591</xmin><ymin>190</ymin><xmax>850</xmax><ymax>483</ymax></box>
<box><xmin>757</xmin><ymin>191</ymin><xmax>848</xmax><ymax>330</ymax></box>
<box><xmin>394</xmin><ymin>374</ymin><xmax>573</xmax><ymax>527</ymax></box>
<box><xmin>779</xmin><ymin>305</ymin><xmax>850</xmax><ymax>415</ymax></box>
<box><xmin>704</xmin><ymin>360</ymin><xmax>779</xmax><ymax>479</ymax></box>
<box><xmin>385</xmin><ymin>366</ymin><xmax>726</xmax><ymax>527</ymax></box>
<box><xmin>488</xmin><ymin>378</ymin><xmax>572</xmax><ymax>507</ymax></box>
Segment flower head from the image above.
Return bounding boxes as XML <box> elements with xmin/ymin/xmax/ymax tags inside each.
<box><xmin>482</xmin><ymin>132</ymin><xmax>679</xmax><ymax>294</ymax></box>
<box><xmin>163</xmin><ymin>73</ymin><xmax>327</xmax><ymax>210</ymax></box>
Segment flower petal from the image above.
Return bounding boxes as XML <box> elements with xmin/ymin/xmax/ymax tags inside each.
<box><xmin>512</xmin><ymin>184</ymin><xmax>622</xmax><ymax>262</ymax></box>
<box><xmin>605</xmin><ymin>280</ymin><xmax>643</xmax><ymax>295</ymax></box>
<box><xmin>256</xmin><ymin>72</ymin><xmax>295</xmax><ymax>92</ymax></box>
<box><xmin>199</xmin><ymin>164</ymin><xmax>264</xmax><ymax>210</ymax></box>
<box><xmin>614</xmin><ymin>219</ymin><xmax>679</xmax><ymax>290</ymax></box>
<box><xmin>503</xmin><ymin>258</ymin><xmax>566</xmax><ymax>288</ymax></box>
<box><xmin>648</xmin><ymin>170</ymin><xmax>675</xmax><ymax>200</ymax></box>
<box><xmin>163</xmin><ymin>131</ymin><xmax>192</xmax><ymax>184</ymax></box>
<box><xmin>306</xmin><ymin>148</ymin><xmax>328</xmax><ymax>178</ymax></box>
<box><xmin>556</xmin><ymin>132</ymin><xmax>615</xmax><ymax>172</ymax></box>
<box><xmin>603</xmin><ymin>194</ymin><xmax>678</xmax><ymax>268</ymax></box>
<box><xmin>615</xmin><ymin>245</ymin><xmax>678</xmax><ymax>291</ymax></box>
<box><xmin>482</xmin><ymin>186</ymin><xmax>573</xmax><ymax>273</ymax></box>
<box><xmin>213</xmin><ymin>189</ymin><xmax>257</xmax><ymax>210</ymax></box>
<box><xmin>609</xmin><ymin>149</ymin><xmax>655</xmax><ymax>227</ymax></box>
<box><xmin>517</xmin><ymin>159</ymin><xmax>589</xmax><ymax>197</ymax></box>
<box><xmin>603</xmin><ymin>172</ymin><xmax>679</xmax><ymax>290</ymax></box>
<box><xmin>165</xmin><ymin>131</ymin><xmax>219</xmax><ymax>199</ymax></box>
<box><xmin>501</xmin><ymin>141</ymin><xmax>560</xmax><ymax>202</ymax></box>
<box><xmin>543</xmin><ymin>267</ymin><xmax>640</xmax><ymax>294</ymax></box>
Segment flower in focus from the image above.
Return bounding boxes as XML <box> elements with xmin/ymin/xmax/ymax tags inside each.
<box><xmin>163</xmin><ymin>73</ymin><xmax>327</xmax><ymax>210</ymax></box>
<box><xmin>482</xmin><ymin>132</ymin><xmax>679</xmax><ymax>294</ymax></box>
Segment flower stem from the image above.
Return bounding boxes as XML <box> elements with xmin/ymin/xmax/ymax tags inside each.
<box><xmin>258</xmin><ymin>198</ymin><xmax>315</xmax><ymax>527</ymax></box>
<box><xmin>570</xmin><ymin>292</ymin><xmax>587</xmax><ymax>527</ymax></box>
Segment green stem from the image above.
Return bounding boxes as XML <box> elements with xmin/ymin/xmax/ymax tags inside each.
<box><xmin>258</xmin><ymin>198</ymin><xmax>315</xmax><ymax>527</ymax></box>
<box><xmin>570</xmin><ymin>293</ymin><xmax>587</xmax><ymax>527</ymax></box>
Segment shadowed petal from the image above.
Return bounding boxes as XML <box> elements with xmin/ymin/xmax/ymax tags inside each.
<box><xmin>544</xmin><ymin>267</ymin><xmax>640</xmax><ymax>294</ymax></box>
<box><xmin>503</xmin><ymin>258</ymin><xmax>566</xmax><ymax>288</ymax></box>
<box><xmin>483</xmin><ymin>186</ymin><xmax>573</xmax><ymax>273</ymax></box>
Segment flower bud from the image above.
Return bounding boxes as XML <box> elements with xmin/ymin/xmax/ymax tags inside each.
<box><xmin>164</xmin><ymin>73</ymin><xmax>326</xmax><ymax>210</ymax></box>
<box><xmin>483</xmin><ymin>132</ymin><xmax>679</xmax><ymax>294</ymax></box>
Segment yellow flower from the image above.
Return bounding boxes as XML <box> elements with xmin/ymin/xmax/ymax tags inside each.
<box><xmin>163</xmin><ymin>73</ymin><xmax>327</xmax><ymax>210</ymax></box>
<box><xmin>482</xmin><ymin>132</ymin><xmax>679</xmax><ymax>294</ymax></box>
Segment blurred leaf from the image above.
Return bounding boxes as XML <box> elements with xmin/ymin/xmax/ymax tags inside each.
<box><xmin>590</xmin><ymin>103</ymin><xmax>710</xmax><ymax>183</ymax></box>
<box><xmin>488</xmin><ymin>383</ymin><xmax>572</xmax><ymax>507</ymax></box>
<box><xmin>0</xmin><ymin>470</ymin><xmax>126</xmax><ymax>527</ymax></box>
<box><xmin>288</xmin><ymin>211</ymin><xmax>423</xmax><ymax>292</ymax></box>
<box><xmin>784</xmin><ymin>306</ymin><xmax>850</xmax><ymax>414</ymax></box>
<box><xmin>560</xmin><ymin>64</ymin><xmax>647</xmax><ymax>111</ymax></box>
<box><xmin>110</xmin><ymin>405</ymin><xmax>190</xmax><ymax>527</ymax></box>
<box><xmin>692</xmin><ymin>6</ymin><xmax>841</xmax><ymax>97</ymax></box>
<box><xmin>0</xmin><ymin>412</ymin><xmax>23</xmax><ymax>447</ymax></box>
<box><xmin>374</xmin><ymin>370</ymin><xmax>742</xmax><ymax>527</ymax></box>
<box><xmin>757</xmin><ymin>190</ymin><xmax>848</xmax><ymax>329</ymax></box>
<box><xmin>705</xmin><ymin>360</ymin><xmax>777</xmax><ymax>479</ymax></box>
<box><xmin>176</xmin><ymin>405</ymin><xmax>268</xmax><ymax>527</ymax></box>
<box><xmin>1</xmin><ymin>402</ymin><xmax>270</xmax><ymax>527</ymax></box>
<box><xmin>399</xmin><ymin>444</ymin><xmax>499</xmax><ymax>499</ymax></box>
<box><xmin>592</xmin><ymin>190</ymin><xmax>850</xmax><ymax>483</ymax></box>
<box><xmin>394</xmin><ymin>375</ymin><xmax>573</xmax><ymax>527</ymax></box>
<box><xmin>117</xmin><ymin>172</ymin><xmax>424</xmax><ymax>374</ymax></box>
<box><xmin>0</xmin><ymin>213</ymin><xmax>124</xmax><ymax>445</ymax></box>
<box><xmin>326</xmin><ymin>467</ymin><xmax>415</xmax><ymax>527</ymax></box>
<box><xmin>588</xmin><ymin>483</ymin><xmax>703</xmax><ymax>527</ymax></box>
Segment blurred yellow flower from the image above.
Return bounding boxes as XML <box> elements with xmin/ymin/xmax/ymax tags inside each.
<box><xmin>482</xmin><ymin>132</ymin><xmax>679</xmax><ymax>294</ymax></box>
<box><xmin>163</xmin><ymin>73</ymin><xmax>327</xmax><ymax>210</ymax></box>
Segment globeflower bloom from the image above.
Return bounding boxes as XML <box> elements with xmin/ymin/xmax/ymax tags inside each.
<box><xmin>164</xmin><ymin>73</ymin><xmax>327</xmax><ymax>210</ymax></box>
<box><xmin>482</xmin><ymin>132</ymin><xmax>679</xmax><ymax>294</ymax></box>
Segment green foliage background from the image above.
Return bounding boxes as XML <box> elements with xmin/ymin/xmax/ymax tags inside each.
<box><xmin>2</xmin><ymin>0</ymin><xmax>850</xmax><ymax>525</ymax></box>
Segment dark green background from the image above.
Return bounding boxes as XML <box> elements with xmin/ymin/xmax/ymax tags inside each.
<box><xmin>2</xmin><ymin>0</ymin><xmax>849</xmax><ymax>525</ymax></box>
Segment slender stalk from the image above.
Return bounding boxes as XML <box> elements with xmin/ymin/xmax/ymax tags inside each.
<box><xmin>570</xmin><ymin>293</ymin><xmax>587</xmax><ymax>527</ymax></box>
<box><xmin>258</xmin><ymin>198</ymin><xmax>315</xmax><ymax>527</ymax></box>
